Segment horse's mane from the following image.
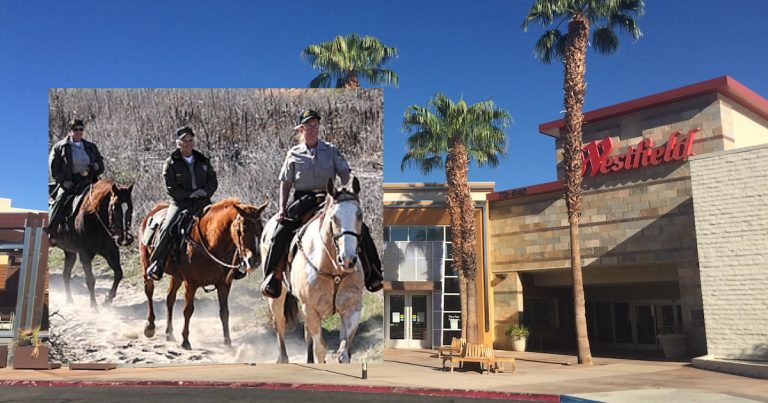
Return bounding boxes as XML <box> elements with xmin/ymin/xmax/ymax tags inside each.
<box><xmin>81</xmin><ymin>179</ymin><xmax>115</xmax><ymax>214</ymax></box>
<box><xmin>206</xmin><ymin>197</ymin><xmax>241</xmax><ymax>212</ymax></box>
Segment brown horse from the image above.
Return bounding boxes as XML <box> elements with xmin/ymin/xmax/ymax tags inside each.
<box><xmin>139</xmin><ymin>198</ymin><xmax>267</xmax><ymax>350</ymax></box>
<box><xmin>54</xmin><ymin>179</ymin><xmax>135</xmax><ymax>308</ymax></box>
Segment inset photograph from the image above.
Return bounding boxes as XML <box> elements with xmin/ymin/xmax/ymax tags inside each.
<box><xmin>47</xmin><ymin>88</ymin><xmax>383</xmax><ymax>365</ymax></box>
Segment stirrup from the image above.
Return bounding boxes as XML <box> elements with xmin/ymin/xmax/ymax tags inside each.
<box><xmin>260</xmin><ymin>273</ymin><xmax>282</xmax><ymax>298</ymax></box>
<box><xmin>233</xmin><ymin>268</ymin><xmax>247</xmax><ymax>280</ymax></box>
<box><xmin>146</xmin><ymin>262</ymin><xmax>164</xmax><ymax>281</ymax></box>
<box><xmin>366</xmin><ymin>278</ymin><xmax>384</xmax><ymax>293</ymax></box>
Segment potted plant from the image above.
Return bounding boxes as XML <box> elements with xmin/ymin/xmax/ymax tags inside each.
<box><xmin>505</xmin><ymin>324</ymin><xmax>530</xmax><ymax>352</ymax></box>
<box><xmin>12</xmin><ymin>326</ymin><xmax>51</xmax><ymax>369</ymax></box>
<box><xmin>657</xmin><ymin>326</ymin><xmax>687</xmax><ymax>359</ymax></box>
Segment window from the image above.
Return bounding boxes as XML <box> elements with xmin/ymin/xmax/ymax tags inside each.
<box><xmin>383</xmin><ymin>225</ymin><xmax>449</xmax><ymax>282</ymax></box>
<box><xmin>523</xmin><ymin>297</ymin><xmax>559</xmax><ymax>328</ymax></box>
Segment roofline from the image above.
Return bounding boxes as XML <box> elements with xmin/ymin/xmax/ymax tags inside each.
<box><xmin>486</xmin><ymin>180</ymin><xmax>563</xmax><ymax>202</ymax></box>
<box><xmin>384</xmin><ymin>182</ymin><xmax>496</xmax><ymax>192</ymax></box>
<box><xmin>538</xmin><ymin>76</ymin><xmax>768</xmax><ymax>137</ymax></box>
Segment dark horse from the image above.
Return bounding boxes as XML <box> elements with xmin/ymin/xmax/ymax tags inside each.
<box><xmin>53</xmin><ymin>179</ymin><xmax>135</xmax><ymax>308</ymax></box>
<box><xmin>139</xmin><ymin>198</ymin><xmax>267</xmax><ymax>350</ymax></box>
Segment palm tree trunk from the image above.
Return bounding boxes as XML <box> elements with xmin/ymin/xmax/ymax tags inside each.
<box><xmin>342</xmin><ymin>73</ymin><xmax>360</xmax><ymax>88</ymax></box>
<box><xmin>563</xmin><ymin>12</ymin><xmax>593</xmax><ymax>366</ymax></box>
<box><xmin>445</xmin><ymin>148</ymin><xmax>468</xmax><ymax>340</ymax></box>
<box><xmin>446</xmin><ymin>139</ymin><xmax>479</xmax><ymax>344</ymax></box>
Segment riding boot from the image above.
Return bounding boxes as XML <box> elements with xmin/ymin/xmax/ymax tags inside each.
<box><xmin>359</xmin><ymin>223</ymin><xmax>384</xmax><ymax>293</ymax></box>
<box><xmin>147</xmin><ymin>231</ymin><xmax>173</xmax><ymax>281</ymax></box>
<box><xmin>261</xmin><ymin>219</ymin><xmax>298</xmax><ymax>298</ymax></box>
<box><xmin>48</xmin><ymin>192</ymin><xmax>67</xmax><ymax>241</ymax></box>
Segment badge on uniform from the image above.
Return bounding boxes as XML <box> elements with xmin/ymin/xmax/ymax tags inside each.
<box><xmin>202</xmin><ymin>164</ymin><xmax>208</xmax><ymax>172</ymax></box>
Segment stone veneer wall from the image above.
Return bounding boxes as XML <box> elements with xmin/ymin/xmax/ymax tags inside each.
<box><xmin>690</xmin><ymin>144</ymin><xmax>768</xmax><ymax>361</ymax></box>
<box><xmin>488</xmin><ymin>95</ymin><xmax>734</xmax><ymax>354</ymax></box>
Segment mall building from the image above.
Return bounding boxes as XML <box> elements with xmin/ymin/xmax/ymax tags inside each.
<box><xmin>383</xmin><ymin>76</ymin><xmax>768</xmax><ymax>364</ymax></box>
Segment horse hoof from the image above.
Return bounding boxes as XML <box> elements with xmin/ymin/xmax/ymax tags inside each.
<box><xmin>66</xmin><ymin>297</ymin><xmax>74</xmax><ymax>304</ymax></box>
<box><xmin>167</xmin><ymin>334</ymin><xmax>176</xmax><ymax>343</ymax></box>
<box><xmin>181</xmin><ymin>341</ymin><xmax>192</xmax><ymax>350</ymax></box>
<box><xmin>224</xmin><ymin>339</ymin><xmax>232</xmax><ymax>349</ymax></box>
<box><xmin>103</xmin><ymin>298</ymin><xmax>113</xmax><ymax>307</ymax></box>
<box><xmin>144</xmin><ymin>325</ymin><xmax>156</xmax><ymax>338</ymax></box>
<box><xmin>276</xmin><ymin>357</ymin><xmax>289</xmax><ymax>364</ymax></box>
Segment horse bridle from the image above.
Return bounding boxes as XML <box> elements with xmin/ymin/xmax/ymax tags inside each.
<box><xmin>189</xmin><ymin>214</ymin><xmax>251</xmax><ymax>272</ymax></box>
<box><xmin>97</xmin><ymin>191</ymin><xmax>135</xmax><ymax>244</ymax></box>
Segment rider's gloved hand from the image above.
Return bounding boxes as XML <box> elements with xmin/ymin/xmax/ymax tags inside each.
<box><xmin>62</xmin><ymin>180</ymin><xmax>75</xmax><ymax>190</ymax></box>
<box><xmin>190</xmin><ymin>189</ymin><xmax>207</xmax><ymax>198</ymax></box>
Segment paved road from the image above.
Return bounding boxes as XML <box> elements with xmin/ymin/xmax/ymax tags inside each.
<box><xmin>0</xmin><ymin>386</ymin><xmax>538</xmax><ymax>402</ymax></box>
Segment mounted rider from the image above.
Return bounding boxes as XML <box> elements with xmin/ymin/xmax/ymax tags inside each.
<box><xmin>145</xmin><ymin>126</ymin><xmax>222</xmax><ymax>281</ymax></box>
<box><xmin>260</xmin><ymin>109</ymin><xmax>384</xmax><ymax>299</ymax></box>
<box><xmin>48</xmin><ymin>118</ymin><xmax>104</xmax><ymax>244</ymax></box>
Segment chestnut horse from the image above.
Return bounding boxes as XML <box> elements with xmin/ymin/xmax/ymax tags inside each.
<box><xmin>139</xmin><ymin>198</ymin><xmax>267</xmax><ymax>350</ymax></box>
<box><xmin>264</xmin><ymin>178</ymin><xmax>365</xmax><ymax>363</ymax></box>
<box><xmin>53</xmin><ymin>179</ymin><xmax>135</xmax><ymax>308</ymax></box>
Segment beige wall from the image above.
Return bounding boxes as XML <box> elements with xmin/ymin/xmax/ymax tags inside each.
<box><xmin>720</xmin><ymin>96</ymin><xmax>768</xmax><ymax>149</ymax></box>
<box><xmin>690</xmin><ymin>144</ymin><xmax>768</xmax><ymax>361</ymax></box>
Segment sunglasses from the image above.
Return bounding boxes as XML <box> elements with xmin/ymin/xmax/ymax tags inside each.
<box><xmin>72</xmin><ymin>127</ymin><xmax>85</xmax><ymax>132</ymax></box>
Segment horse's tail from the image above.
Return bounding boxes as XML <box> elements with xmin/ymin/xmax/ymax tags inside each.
<box><xmin>284</xmin><ymin>293</ymin><xmax>300</xmax><ymax>332</ymax></box>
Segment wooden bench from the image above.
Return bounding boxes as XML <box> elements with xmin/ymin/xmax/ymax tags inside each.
<box><xmin>438</xmin><ymin>337</ymin><xmax>465</xmax><ymax>360</ymax></box>
<box><xmin>444</xmin><ymin>343</ymin><xmax>516</xmax><ymax>374</ymax></box>
<box><xmin>487</xmin><ymin>349</ymin><xmax>516</xmax><ymax>373</ymax></box>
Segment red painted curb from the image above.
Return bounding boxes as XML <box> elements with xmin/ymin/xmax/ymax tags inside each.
<box><xmin>0</xmin><ymin>379</ymin><xmax>559</xmax><ymax>401</ymax></box>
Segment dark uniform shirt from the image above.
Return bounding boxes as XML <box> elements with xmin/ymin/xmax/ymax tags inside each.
<box><xmin>49</xmin><ymin>137</ymin><xmax>104</xmax><ymax>185</ymax></box>
<box><xmin>163</xmin><ymin>149</ymin><xmax>218</xmax><ymax>209</ymax></box>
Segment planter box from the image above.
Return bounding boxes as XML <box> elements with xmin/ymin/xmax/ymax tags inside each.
<box><xmin>0</xmin><ymin>345</ymin><xmax>7</xmax><ymax>368</ymax></box>
<box><xmin>13</xmin><ymin>345</ymin><xmax>51</xmax><ymax>370</ymax></box>
<box><xmin>512</xmin><ymin>338</ymin><xmax>527</xmax><ymax>352</ymax></box>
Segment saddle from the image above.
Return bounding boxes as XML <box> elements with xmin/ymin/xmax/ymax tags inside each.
<box><xmin>49</xmin><ymin>182</ymin><xmax>91</xmax><ymax>234</ymax></box>
<box><xmin>143</xmin><ymin>207</ymin><xmax>199</xmax><ymax>263</ymax></box>
<box><xmin>278</xmin><ymin>203</ymin><xmax>326</xmax><ymax>291</ymax></box>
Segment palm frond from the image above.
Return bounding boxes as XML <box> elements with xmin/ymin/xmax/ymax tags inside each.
<box><xmin>522</xmin><ymin>0</ymin><xmax>572</xmax><ymax>30</ymax></box>
<box><xmin>308</xmin><ymin>72</ymin><xmax>333</xmax><ymax>88</ymax></box>
<box><xmin>301</xmin><ymin>33</ymin><xmax>398</xmax><ymax>88</ymax></box>
<box><xmin>360</xmin><ymin>68</ymin><xmax>399</xmax><ymax>87</ymax></box>
<box><xmin>534</xmin><ymin>29</ymin><xmax>565</xmax><ymax>63</ymax></box>
<box><xmin>592</xmin><ymin>27</ymin><xmax>620</xmax><ymax>54</ymax></box>
<box><xmin>609</xmin><ymin>12</ymin><xmax>642</xmax><ymax>40</ymax></box>
<box><xmin>402</xmin><ymin>93</ymin><xmax>511</xmax><ymax>173</ymax></box>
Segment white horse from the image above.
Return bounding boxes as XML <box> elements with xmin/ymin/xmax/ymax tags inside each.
<box><xmin>262</xmin><ymin>178</ymin><xmax>365</xmax><ymax>363</ymax></box>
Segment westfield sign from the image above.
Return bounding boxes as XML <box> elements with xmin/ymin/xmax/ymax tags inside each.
<box><xmin>581</xmin><ymin>129</ymin><xmax>699</xmax><ymax>177</ymax></box>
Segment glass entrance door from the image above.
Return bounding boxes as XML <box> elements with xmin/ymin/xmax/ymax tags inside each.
<box><xmin>634</xmin><ymin>303</ymin><xmax>658</xmax><ymax>349</ymax></box>
<box><xmin>385</xmin><ymin>293</ymin><xmax>431</xmax><ymax>348</ymax></box>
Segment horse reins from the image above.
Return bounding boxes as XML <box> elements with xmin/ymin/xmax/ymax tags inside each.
<box><xmin>297</xmin><ymin>195</ymin><xmax>361</xmax><ymax>314</ymax></box>
<box><xmin>187</xmin><ymin>215</ymin><xmax>245</xmax><ymax>271</ymax></box>
<box><xmin>92</xmin><ymin>187</ymin><xmax>133</xmax><ymax>243</ymax></box>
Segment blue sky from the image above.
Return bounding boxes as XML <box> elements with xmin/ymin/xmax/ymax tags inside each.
<box><xmin>1</xmin><ymin>0</ymin><xmax>766</xmax><ymax>211</ymax></box>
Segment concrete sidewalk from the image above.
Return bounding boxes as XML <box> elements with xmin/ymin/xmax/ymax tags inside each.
<box><xmin>1</xmin><ymin>349</ymin><xmax>767</xmax><ymax>402</ymax></box>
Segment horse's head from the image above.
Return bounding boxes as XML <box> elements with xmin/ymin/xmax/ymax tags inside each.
<box><xmin>326</xmin><ymin>177</ymin><xmax>363</xmax><ymax>273</ymax></box>
<box><xmin>232</xmin><ymin>201</ymin><xmax>269</xmax><ymax>273</ymax></box>
<box><xmin>107</xmin><ymin>183</ymin><xmax>135</xmax><ymax>246</ymax></box>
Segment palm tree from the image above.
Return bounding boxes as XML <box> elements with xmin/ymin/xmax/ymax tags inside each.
<box><xmin>301</xmin><ymin>33</ymin><xmax>398</xmax><ymax>88</ymax></box>
<box><xmin>523</xmin><ymin>0</ymin><xmax>644</xmax><ymax>365</ymax></box>
<box><xmin>402</xmin><ymin>93</ymin><xmax>511</xmax><ymax>344</ymax></box>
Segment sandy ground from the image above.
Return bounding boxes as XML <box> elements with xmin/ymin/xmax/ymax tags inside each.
<box><xmin>48</xmin><ymin>266</ymin><xmax>383</xmax><ymax>366</ymax></box>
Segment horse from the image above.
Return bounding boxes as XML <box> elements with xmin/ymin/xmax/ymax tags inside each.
<box><xmin>264</xmin><ymin>177</ymin><xmax>365</xmax><ymax>364</ymax></box>
<box><xmin>139</xmin><ymin>198</ymin><xmax>267</xmax><ymax>350</ymax></box>
<box><xmin>53</xmin><ymin>179</ymin><xmax>135</xmax><ymax>308</ymax></box>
